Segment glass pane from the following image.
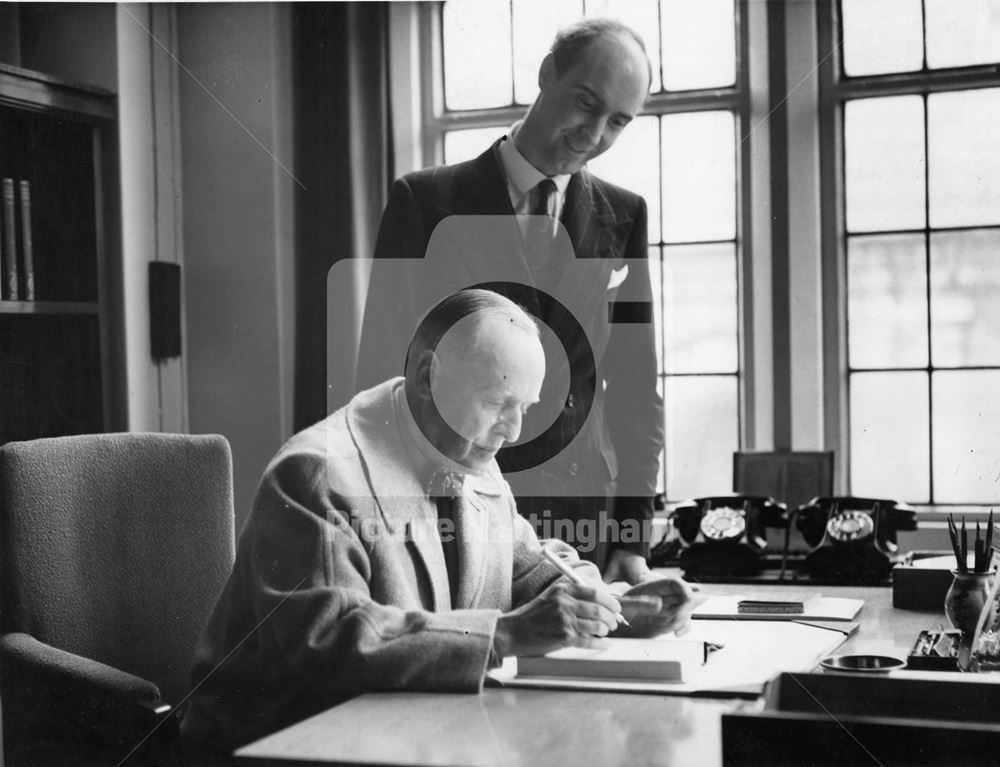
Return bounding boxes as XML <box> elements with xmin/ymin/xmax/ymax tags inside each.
<box><xmin>931</xmin><ymin>229</ymin><xmax>1000</xmax><ymax>367</ymax></box>
<box><xmin>933</xmin><ymin>371</ymin><xmax>1000</xmax><ymax>504</ymax></box>
<box><xmin>665</xmin><ymin>375</ymin><xmax>738</xmax><ymax>501</ymax></box>
<box><xmin>840</xmin><ymin>0</ymin><xmax>923</xmax><ymax>77</ymax></box>
<box><xmin>663</xmin><ymin>243</ymin><xmax>738</xmax><ymax>374</ymax></box>
<box><xmin>928</xmin><ymin>89</ymin><xmax>1000</xmax><ymax>228</ymax></box>
<box><xmin>660</xmin><ymin>0</ymin><xmax>736</xmax><ymax>91</ymax></box>
<box><xmin>661</xmin><ymin>111</ymin><xmax>736</xmax><ymax>242</ymax></box>
<box><xmin>443</xmin><ymin>127</ymin><xmax>508</xmax><ymax>165</ymax></box>
<box><xmin>587</xmin><ymin>115</ymin><xmax>661</xmax><ymax>243</ymax></box>
<box><xmin>584</xmin><ymin>0</ymin><xmax>662</xmax><ymax>93</ymax></box>
<box><xmin>443</xmin><ymin>0</ymin><xmax>513</xmax><ymax>110</ymax></box>
<box><xmin>847</xmin><ymin>234</ymin><xmax>928</xmax><ymax>369</ymax></box>
<box><xmin>926</xmin><ymin>0</ymin><xmax>1000</xmax><ymax>70</ymax></box>
<box><xmin>512</xmin><ymin>0</ymin><xmax>580</xmax><ymax>105</ymax></box>
<box><xmin>845</xmin><ymin>96</ymin><xmax>926</xmax><ymax>233</ymax></box>
<box><xmin>850</xmin><ymin>371</ymin><xmax>929</xmax><ymax>502</ymax></box>
<box><xmin>649</xmin><ymin>246</ymin><xmax>664</xmax><ymax>374</ymax></box>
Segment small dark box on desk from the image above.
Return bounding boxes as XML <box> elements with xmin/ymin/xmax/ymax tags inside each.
<box><xmin>892</xmin><ymin>553</ymin><xmax>959</xmax><ymax>609</ymax></box>
<box><xmin>893</xmin><ymin>551</ymin><xmax>998</xmax><ymax>609</ymax></box>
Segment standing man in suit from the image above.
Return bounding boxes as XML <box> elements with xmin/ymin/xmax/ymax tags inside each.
<box><xmin>356</xmin><ymin>18</ymin><xmax>662</xmax><ymax>585</ymax></box>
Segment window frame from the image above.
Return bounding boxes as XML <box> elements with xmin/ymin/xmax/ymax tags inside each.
<box><xmin>817</xmin><ymin>0</ymin><xmax>1000</xmax><ymax>515</ymax></box>
<box><xmin>388</xmin><ymin>1</ymin><xmax>1000</xmax><ymax>517</ymax></box>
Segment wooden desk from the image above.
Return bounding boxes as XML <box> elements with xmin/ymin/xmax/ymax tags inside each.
<box><xmin>234</xmin><ymin>584</ymin><xmax>943</xmax><ymax>767</ymax></box>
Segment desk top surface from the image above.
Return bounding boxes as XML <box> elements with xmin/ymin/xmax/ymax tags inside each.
<box><xmin>234</xmin><ymin>583</ymin><xmax>942</xmax><ymax>767</ymax></box>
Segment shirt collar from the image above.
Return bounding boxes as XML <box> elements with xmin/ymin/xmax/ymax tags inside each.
<box><xmin>499</xmin><ymin>122</ymin><xmax>571</xmax><ymax>198</ymax></box>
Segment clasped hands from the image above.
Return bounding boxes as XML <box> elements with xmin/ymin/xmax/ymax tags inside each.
<box><xmin>493</xmin><ymin>574</ymin><xmax>696</xmax><ymax>659</ymax></box>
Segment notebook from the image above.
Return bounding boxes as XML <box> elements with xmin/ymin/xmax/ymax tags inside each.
<box><xmin>737</xmin><ymin>593</ymin><xmax>821</xmax><ymax>614</ymax></box>
<box><xmin>517</xmin><ymin>638</ymin><xmax>707</xmax><ymax>683</ymax></box>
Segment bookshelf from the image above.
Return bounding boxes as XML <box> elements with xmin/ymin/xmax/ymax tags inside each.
<box><xmin>0</xmin><ymin>62</ymin><xmax>118</xmax><ymax>444</ymax></box>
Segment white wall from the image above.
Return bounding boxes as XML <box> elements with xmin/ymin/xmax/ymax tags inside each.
<box><xmin>116</xmin><ymin>3</ymin><xmax>189</xmax><ymax>434</ymax></box>
<box><xmin>177</xmin><ymin>3</ymin><xmax>296</xmax><ymax>530</ymax></box>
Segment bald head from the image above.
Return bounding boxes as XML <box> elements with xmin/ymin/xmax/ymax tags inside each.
<box><xmin>550</xmin><ymin>18</ymin><xmax>652</xmax><ymax>89</ymax></box>
<box><xmin>405</xmin><ymin>289</ymin><xmax>545</xmax><ymax>472</ymax></box>
<box><xmin>404</xmin><ymin>290</ymin><xmax>539</xmax><ymax>376</ymax></box>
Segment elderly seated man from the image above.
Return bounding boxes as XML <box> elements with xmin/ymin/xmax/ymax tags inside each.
<box><xmin>181</xmin><ymin>288</ymin><xmax>693</xmax><ymax>753</ymax></box>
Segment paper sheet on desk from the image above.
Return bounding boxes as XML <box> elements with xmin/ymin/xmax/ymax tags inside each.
<box><xmin>491</xmin><ymin>621</ymin><xmax>855</xmax><ymax>697</ymax></box>
<box><xmin>693</xmin><ymin>595</ymin><xmax>864</xmax><ymax>622</ymax></box>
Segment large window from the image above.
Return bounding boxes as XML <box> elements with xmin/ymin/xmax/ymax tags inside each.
<box><xmin>427</xmin><ymin>0</ymin><xmax>745</xmax><ymax>501</ymax></box>
<box><xmin>829</xmin><ymin>0</ymin><xmax>1000</xmax><ymax>506</ymax></box>
<box><xmin>397</xmin><ymin>0</ymin><xmax>1000</xmax><ymax>511</ymax></box>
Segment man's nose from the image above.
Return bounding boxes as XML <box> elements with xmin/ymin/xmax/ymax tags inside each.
<box><xmin>497</xmin><ymin>409</ymin><xmax>523</xmax><ymax>443</ymax></box>
<box><xmin>578</xmin><ymin>114</ymin><xmax>607</xmax><ymax>146</ymax></box>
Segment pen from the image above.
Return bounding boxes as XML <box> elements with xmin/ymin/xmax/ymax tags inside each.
<box><xmin>542</xmin><ymin>546</ymin><xmax>630</xmax><ymax>627</ymax></box>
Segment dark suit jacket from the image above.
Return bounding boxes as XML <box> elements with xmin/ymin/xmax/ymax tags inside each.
<box><xmin>355</xmin><ymin>139</ymin><xmax>663</xmax><ymax>560</ymax></box>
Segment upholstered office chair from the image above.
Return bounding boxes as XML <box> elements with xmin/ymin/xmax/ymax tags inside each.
<box><xmin>0</xmin><ymin>433</ymin><xmax>236</xmax><ymax>765</ymax></box>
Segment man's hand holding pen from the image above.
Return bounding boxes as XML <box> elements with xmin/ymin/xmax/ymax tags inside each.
<box><xmin>493</xmin><ymin>579</ymin><xmax>634</xmax><ymax>658</ymax></box>
<box><xmin>494</xmin><ymin>548</ymin><xmax>698</xmax><ymax>658</ymax></box>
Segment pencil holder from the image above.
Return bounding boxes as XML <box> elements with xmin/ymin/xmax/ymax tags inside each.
<box><xmin>945</xmin><ymin>570</ymin><xmax>991</xmax><ymax>636</ymax></box>
<box><xmin>945</xmin><ymin>570</ymin><xmax>992</xmax><ymax>670</ymax></box>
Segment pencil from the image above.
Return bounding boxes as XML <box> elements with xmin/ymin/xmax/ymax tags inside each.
<box><xmin>541</xmin><ymin>546</ymin><xmax>630</xmax><ymax>627</ymax></box>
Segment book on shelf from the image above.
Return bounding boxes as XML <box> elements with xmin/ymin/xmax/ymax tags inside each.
<box><xmin>18</xmin><ymin>179</ymin><xmax>34</xmax><ymax>301</ymax></box>
<box><xmin>2</xmin><ymin>177</ymin><xmax>17</xmax><ymax>300</ymax></box>
<box><xmin>517</xmin><ymin>638</ymin><xmax>707</xmax><ymax>683</ymax></box>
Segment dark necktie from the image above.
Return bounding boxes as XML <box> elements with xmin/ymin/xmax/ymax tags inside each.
<box><xmin>527</xmin><ymin>178</ymin><xmax>558</xmax><ymax>269</ymax></box>
<box><xmin>427</xmin><ymin>469</ymin><xmax>464</xmax><ymax>605</ymax></box>
<box><xmin>531</xmin><ymin>178</ymin><xmax>558</xmax><ymax>233</ymax></box>
<box><xmin>532</xmin><ymin>177</ymin><xmax>557</xmax><ymax>213</ymax></box>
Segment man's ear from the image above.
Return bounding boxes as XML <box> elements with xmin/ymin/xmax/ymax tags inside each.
<box><xmin>538</xmin><ymin>52</ymin><xmax>556</xmax><ymax>90</ymax></box>
<box><xmin>413</xmin><ymin>350</ymin><xmax>437</xmax><ymax>400</ymax></box>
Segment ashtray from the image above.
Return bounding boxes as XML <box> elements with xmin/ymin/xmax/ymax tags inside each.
<box><xmin>820</xmin><ymin>654</ymin><xmax>906</xmax><ymax>673</ymax></box>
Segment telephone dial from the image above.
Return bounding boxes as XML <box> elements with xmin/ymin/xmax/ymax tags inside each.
<box><xmin>670</xmin><ymin>495</ymin><xmax>788</xmax><ymax>577</ymax></box>
<box><xmin>792</xmin><ymin>496</ymin><xmax>917</xmax><ymax>584</ymax></box>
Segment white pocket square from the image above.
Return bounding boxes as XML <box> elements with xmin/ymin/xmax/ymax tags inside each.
<box><xmin>607</xmin><ymin>264</ymin><xmax>629</xmax><ymax>290</ymax></box>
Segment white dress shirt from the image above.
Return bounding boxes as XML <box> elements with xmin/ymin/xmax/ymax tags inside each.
<box><xmin>497</xmin><ymin>123</ymin><xmax>571</xmax><ymax>225</ymax></box>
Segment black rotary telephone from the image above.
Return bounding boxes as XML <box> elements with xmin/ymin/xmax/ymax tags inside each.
<box><xmin>792</xmin><ymin>496</ymin><xmax>917</xmax><ymax>584</ymax></box>
<box><xmin>670</xmin><ymin>495</ymin><xmax>788</xmax><ymax>577</ymax></box>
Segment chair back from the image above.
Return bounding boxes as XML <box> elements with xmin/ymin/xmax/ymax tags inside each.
<box><xmin>0</xmin><ymin>433</ymin><xmax>235</xmax><ymax>705</ymax></box>
<box><xmin>733</xmin><ymin>450</ymin><xmax>835</xmax><ymax>509</ymax></box>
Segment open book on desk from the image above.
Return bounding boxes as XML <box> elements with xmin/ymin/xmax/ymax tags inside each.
<box><xmin>693</xmin><ymin>594</ymin><xmax>864</xmax><ymax>622</ymax></box>
<box><xmin>494</xmin><ymin>620</ymin><xmax>857</xmax><ymax>697</ymax></box>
